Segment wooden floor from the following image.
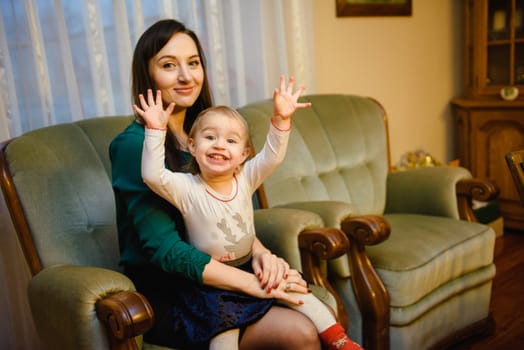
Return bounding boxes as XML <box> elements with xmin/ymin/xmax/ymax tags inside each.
<box><xmin>448</xmin><ymin>230</ymin><xmax>524</xmax><ymax>350</ymax></box>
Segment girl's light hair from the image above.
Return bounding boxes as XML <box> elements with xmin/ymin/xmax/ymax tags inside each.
<box><xmin>185</xmin><ymin>106</ymin><xmax>251</xmax><ymax>174</ymax></box>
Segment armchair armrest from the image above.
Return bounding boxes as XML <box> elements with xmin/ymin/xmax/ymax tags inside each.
<box><xmin>254</xmin><ymin>208</ymin><xmax>349</xmax><ymax>328</ymax></box>
<box><xmin>96</xmin><ymin>291</ymin><xmax>154</xmax><ymax>350</ymax></box>
<box><xmin>28</xmin><ymin>265</ymin><xmax>153</xmax><ymax>350</ymax></box>
<box><xmin>254</xmin><ymin>207</ymin><xmax>325</xmax><ymax>269</ymax></box>
<box><xmin>385</xmin><ymin>166</ymin><xmax>474</xmax><ymax>218</ymax></box>
<box><xmin>298</xmin><ymin>226</ymin><xmax>350</xmax><ymax>329</ymax></box>
<box><xmin>456</xmin><ymin>178</ymin><xmax>499</xmax><ymax>222</ymax></box>
<box><xmin>341</xmin><ymin>215</ymin><xmax>391</xmax><ymax>350</ymax></box>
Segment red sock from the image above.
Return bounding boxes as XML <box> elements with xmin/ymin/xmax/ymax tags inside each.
<box><xmin>319</xmin><ymin>323</ymin><xmax>364</xmax><ymax>350</ymax></box>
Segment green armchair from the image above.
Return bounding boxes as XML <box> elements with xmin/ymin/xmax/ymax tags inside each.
<box><xmin>0</xmin><ymin>116</ymin><xmax>348</xmax><ymax>350</ymax></box>
<box><xmin>238</xmin><ymin>94</ymin><xmax>499</xmax><ymax>350</ymax></box>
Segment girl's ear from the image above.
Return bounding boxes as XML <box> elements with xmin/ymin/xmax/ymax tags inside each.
<box><xmin>241</xmin><ymin>147</ymin><xmax>251</xmax><ymax>162</ymax></box>
<box><xmin>187</xmin><ymin>138</ymin><xmax>196</xmax><ymax>155</ymax></box>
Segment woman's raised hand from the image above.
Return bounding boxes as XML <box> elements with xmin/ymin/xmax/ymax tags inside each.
<box><xmin>133</xmin><ymin>89</ymin><xmax>175</xmax><ymax>130</ymax></box>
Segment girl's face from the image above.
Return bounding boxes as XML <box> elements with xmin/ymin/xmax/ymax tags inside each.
<box><xmin>148</xmin><ymin>33</ymin><xmax>204</xmax><ymax>113</ymax></box>
<box><xmin>188</xmin><ymin>113</ymin><xmax>250</xmax><ymax>179</ymax></box>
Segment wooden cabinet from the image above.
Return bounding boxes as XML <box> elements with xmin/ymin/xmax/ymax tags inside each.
<box><xmin>464</xmin><ymin>0</ymin><xmax>524</xmax><ymax>97</ymax></box>
<box><xmin>453</xmin><ymin>0</ymin><xmax>524</xmax><ymax>231</ymax></box>
<box><xmin>451</xmin><ymin>99</ymin><xmax>524</xmax><ymax>231</ymax></box>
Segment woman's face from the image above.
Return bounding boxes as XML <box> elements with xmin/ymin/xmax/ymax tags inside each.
<box><xmin>148</xmin><ymin>33</ymin><xmax>204</xmax><ymax>113</ymax></box>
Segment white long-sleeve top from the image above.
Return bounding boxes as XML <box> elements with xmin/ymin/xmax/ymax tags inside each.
<box><xmin>142</xmin><ymin>124</ymin><xmax>290</xmax><ymax>264</ymax></box>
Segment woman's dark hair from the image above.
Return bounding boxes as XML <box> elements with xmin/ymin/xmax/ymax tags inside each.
<box><xmin>131</xmin><ymin>19</ymin><xmax>213</xmax><ymax>169</ymax></box>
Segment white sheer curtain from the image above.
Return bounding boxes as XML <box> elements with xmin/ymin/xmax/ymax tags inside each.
<box><xmin>0</xmin><ymin>0</ymin><xmax>316</xmax><ymax>141</ymax></box>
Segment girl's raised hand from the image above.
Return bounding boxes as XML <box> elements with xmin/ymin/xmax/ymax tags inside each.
<box><xmin>133</xmin><ymin>89</ymin><xmax>175</xmax><ymax>130</ymax></box>
<box><xmin>272</xmin><ymin>75</ymin><xmax>312</xmax><ymax>127</ymax></box>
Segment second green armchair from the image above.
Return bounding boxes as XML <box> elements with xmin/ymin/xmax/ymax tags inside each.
<box><xmin>239</xmin><ymin>94</ymin><xmax>498</xmax><ymax>350</ymax></box>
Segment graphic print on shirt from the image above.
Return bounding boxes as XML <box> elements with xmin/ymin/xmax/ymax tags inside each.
<box><xmin>215</xmin><ymin>212</ymin><xmax>253</xmax><ymax>262</ymax></box>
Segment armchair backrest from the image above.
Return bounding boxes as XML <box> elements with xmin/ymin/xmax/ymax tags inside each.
<box><xmin>0</xmin><ymin>116</ymin><xmax>133</xmax><ymax>275</ymax></box>
<box><xmin>239</xmin><ymin>94</ymin><xmax>390</xmax><ymax>215</ymax></box>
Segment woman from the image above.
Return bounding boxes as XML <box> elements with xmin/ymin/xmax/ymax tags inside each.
<box><xmin>109</xmin><ymin>19</ymin><xmax>321</xmax><ymax>349</ymax></box>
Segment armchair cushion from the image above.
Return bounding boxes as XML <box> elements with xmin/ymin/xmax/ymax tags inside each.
<box><xmin>370</xmin><ymin>214</ymin><xmax>495</xmax><ymax>310</ymax></box>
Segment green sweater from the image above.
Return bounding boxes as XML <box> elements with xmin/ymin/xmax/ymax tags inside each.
<box><xmin>110</xmin><ymin>121</ymin><xmax>211</xmax><ymax>282</ymax></box>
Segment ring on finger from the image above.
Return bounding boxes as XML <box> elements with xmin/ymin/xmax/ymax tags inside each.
<box><xmin>286</xmin><ymin>282</ymin><xmax>292</xmax><ymax>291</ymax></box>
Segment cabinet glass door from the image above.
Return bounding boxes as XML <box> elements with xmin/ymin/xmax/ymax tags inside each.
<box><xmin>516</xmin><ymin>42</ymin><xmax>524</xmax><ymax>83</ymax></box>
<box><xmin>517</xmin><ymin>0</ymin><xmax>524</xmax><ymax>38</ymax></box>
<box><xmin>488</xmin><ymin>0</ymin><xmax>511</xmax><ymax>40</ymax></box>
<box><xmin>515</xmin><ymin>0</ymin><xmax>524</xmax><ymax>83</ymax></box>
<box><xmin>488</xmin><ymin>45</ymin><xmax>510</xmax><ymax>84</ymax></box>
<box><xmin>486</xmin><ymin>0</ymin><xmax>521</xmax><ymax>87</ymax></box>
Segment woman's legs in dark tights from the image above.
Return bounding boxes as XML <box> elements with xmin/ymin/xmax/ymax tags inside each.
<box><xmin>240</xmin><ymin>305</ymin><xmax>321</xmax><ymax>350</ymax></box>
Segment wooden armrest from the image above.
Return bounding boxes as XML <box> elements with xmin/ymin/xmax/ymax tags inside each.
<box><xmin>96</xmin><ymin>291</ymin><xmax>155</xmax><ymax>350</ymax></box>
<box><xmin>341</xmin><ymin>215</ymin><xmax>391</xmax><ymax>350</ymax></box>
<box><xmin>456</xmin><ymin>178</ymin><xmax>499</xmax><ymax>222</ymax></box>
<box><xmin>341</xmin><ymin>215</ymin><xmax>390</xmax><ymax>246</ymax></box>
<box><xmin>299</xmin><ymin>227</ymin><xmax>350</xmax><ymax>329</ymax></box>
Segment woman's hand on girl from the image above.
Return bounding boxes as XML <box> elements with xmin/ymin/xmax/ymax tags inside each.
<box><xmin>267</xmin><ymin>271</ymin><xmax>310</xmax><ymax>305</ymax></box>
<box><xmin>252</xmin><ymin>252</ymin><xmax>309</xmax><ymax>296</ymax></box>
<box><xmin>252</xmin><ymin>251</ymin><xmax>290</xmax><ymax>292</ymax></box>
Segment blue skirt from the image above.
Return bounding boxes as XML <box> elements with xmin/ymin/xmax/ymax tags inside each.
<box><xmin>125</xmin><ymin>262</ymin><xmax>274</xmax><ymax>349</ymax></box>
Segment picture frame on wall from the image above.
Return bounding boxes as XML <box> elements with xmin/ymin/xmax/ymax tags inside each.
<box><xmin>336</xmin><ymin>0</ymin><xmax>412</xmax><ymax>17</ymax></box>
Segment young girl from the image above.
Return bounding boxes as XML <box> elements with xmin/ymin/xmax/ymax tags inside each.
<box><xmin>138</xmin><ymin>76</ymin><xmax>363</xmax><ymax>350</ymax></box>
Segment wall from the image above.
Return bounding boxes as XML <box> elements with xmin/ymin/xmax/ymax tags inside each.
<box><xmin>312</xmin><ymin>0</ymin><xmax>464</xmax><ymax>165</ymax></box>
